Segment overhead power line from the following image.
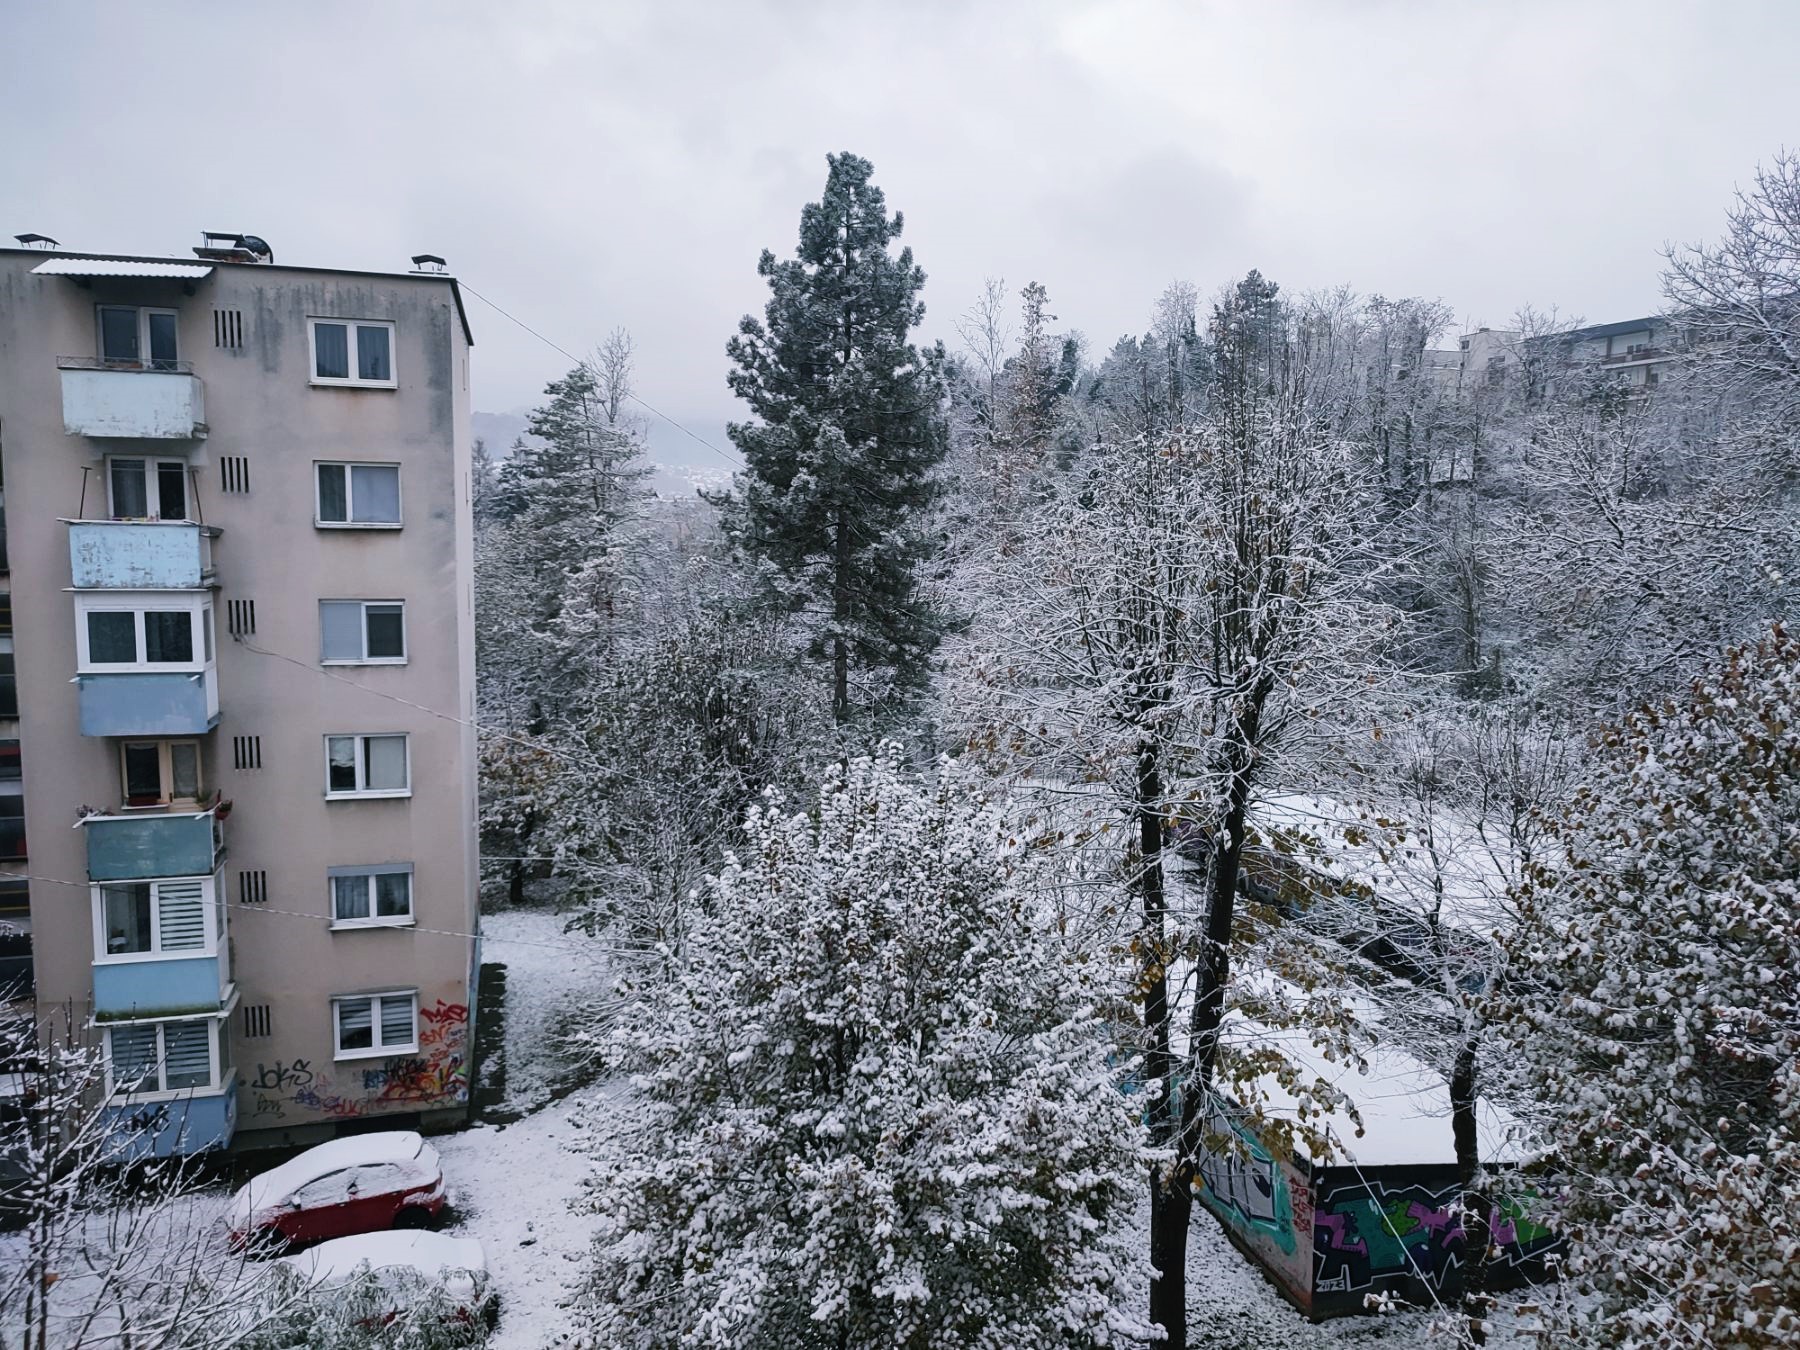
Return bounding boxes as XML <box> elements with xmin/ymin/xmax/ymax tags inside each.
<box><xmin>456</xmin><ymin>279</ymin><xmax>745</xmax><ymax>470</ymax></box>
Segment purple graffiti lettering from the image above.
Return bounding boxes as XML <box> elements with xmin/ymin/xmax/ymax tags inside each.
<box><xmin>1407</xmin><ymin>1202</ymin><xmax>1464</xmax><ymax>1243</ymax></box>
<box><xmin>1316</xmin><ymin>1212</ymin><xmax>1367</xmax><ymax>1255</ymax></box>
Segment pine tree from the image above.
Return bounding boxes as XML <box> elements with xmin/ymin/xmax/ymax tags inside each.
<box><xmin>722</xmin><ymin>152</ymin><xmax>951</xmax><ymax>725</ymax></box>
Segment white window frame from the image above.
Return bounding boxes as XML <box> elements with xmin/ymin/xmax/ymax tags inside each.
<box><xmin>314</xmin><ymin>461</ymin><xmax>403</xmax><ymax>529</ymax></box>
<box><xmin>103</xmin><ymin>1016</ymin><xmax>228</xmax><ymax>1100</ymax></box>
<box><xmin>96</xmin><ymin>304</ymin><xmax>180</xmax><ymax>370</ymax></box>
<box><xmin>323</xmin><ymin>733</ymin><xmax>412</xmax><ymax>800</ymax></box>
<box><xmin>91</xmin><ymin>873</ymin><xmax>221</xmax><ymax>963</ymax></box>
<box><xmin>319</xmin><ymin>600</ymin><xmax>407</xmax><ymax>666</ymax></box>
<box><xmin>331</xmin><ymin>989</ymin><xmax>419</xmax><ymax>1061</ymax></box>
<box><xmin>307</xmin><ymin>318</ymin><xmax>397</xmax><ymax>389</ymax></box>
<box><xmin>327</xmin><ymin>864</ymin><xmax>415</xmax><ymax>930</ymax></box>
<box><xmin>75</xmin><ymin>594</ymin><xmax>213</xmax><ymax>674</ymax></box>
<box><xmin>119</xmin><ymin>739</ymin><xmax>204</xmax><ymax>809</ymax></box>
<box><xmin>104</xmin><ymin>455</ymin><xmax>191</xmax><ymax>521</ymax></box>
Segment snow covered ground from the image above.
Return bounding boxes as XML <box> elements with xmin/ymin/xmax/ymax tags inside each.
<box><xmin>433</xmin><ymin>905</ymin><xmax>615</xmax><ymax>1346</ymax></box>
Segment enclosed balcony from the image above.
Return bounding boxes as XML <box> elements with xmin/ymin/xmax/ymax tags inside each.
<box><xmin>74</xmin><ymin>593</ymin><xmax>219</xmax><ymax>736</ymax></box>
<box><xmin>68</xmin><ymin>520</ymin><xmax>218</xmax><ymax>589</ymax></box>
<box><xmin>59</xmin><ymin>359</ymin><xmax>207</xmax><ymax>440</ymax></box>
<box><xmin>93</xmin><ymin>956</ymin><xmax>231</xmax><ymax>1020</ymax></box>
<box><xmin>83</xmin><ymin>805</ymin><xmax>225</xmax><ymax>882</ymax></box>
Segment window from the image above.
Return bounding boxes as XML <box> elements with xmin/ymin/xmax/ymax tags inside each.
<box><xmin>94</xmin><ymin>877</ymin><xmax>213</xmax><ymax>960</ymax></box>
<box><xmin>107</xmin><ymin>457</ymin><xmax>188</xmax><ymax>521</ymax></box>
<box><xmin>98</xmin><ymin>306</ymin><xmax>179</xmax><ymax>370</ymax></box>
<box><xmin>328</xmin><ymin>864</ymin><xmax>414</xmax><ymax>928</ymax></box>
<box><xmin>105</xmin><ymin>1018</ymin><xmax>223</xmax><ymax>1096</ymax></box>
<box><xmin>120</xmin><ymin>741</ymin><xmax>202</xmax><ymax>808</ymax></box>
<box><xmin>0</xmin><ymin>740</ymin><xmax>18</xmax><ymax>782</ymax></box>
<box><xmin>309</xmin><ymin>319</ymin><xmax>395</xmax><ymax>388</ymax></box>
<box><xmin>332</xmin><ymin>990</ymin><xmax>418</xmax><ymax>1058</ymax></box>
<box><xmin>76</xmin><ymin>598</ymin><xmax>211</xmax><ymax>673</ymax></box>
<box><xmin>232</xmin><ymin>735</ymin><xmax>262</xmax><ymax>771</ymax></box>
<box><xmin>315</xmin><ymin>462</ymin><xmax>401</xmax><ymax>526</ymax></box>
<box><xmin>0</xmin><ymin>797</ymin><xmax>22</xmax><ymax>861</ymax></box>
<box><xmin>320</xmin><ymin>601</ymin><xmax>406</xmax><ymax>664</ymax></box>
<box><xmin>242</xmin><ymin>1004</ymin><xmax>271</xmax><ymax>1038</ymax></box>
<box><xmin>324</xmin><ymin>734</ymin><xmax>410</xmax><ymax>799</ymax></box>
<box><xmin>221</xmin><ymin>456</ymin><xmax>251</xmax><ymax>494</ymax></box>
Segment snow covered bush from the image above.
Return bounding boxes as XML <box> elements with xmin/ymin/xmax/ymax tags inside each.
<box><xmin>576</xmin><ymin>745</ymin><xmax>1147</xmax><ymax>1348</ymax></box>
<box><xmin>1502</xmin><ymin>624</ymin><xmax>1800</xmax><ymax>1347</ymax></box>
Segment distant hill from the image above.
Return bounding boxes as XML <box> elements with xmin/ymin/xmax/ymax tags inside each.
<box><xmin>472</xmin><ymin>410</ymin><xmax>730</xmax><ymax>498</ymax></box>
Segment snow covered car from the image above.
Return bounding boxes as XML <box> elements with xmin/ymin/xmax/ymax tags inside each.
<box><xmin>278</xmin><ymin>1231</ymin><xmax>496</xmax><ymax>1329</ymax></box>
<box><xmin>228</xmin><ymin>1130</ymin><xmax>446</xmax><ymax>1250</ymax></box>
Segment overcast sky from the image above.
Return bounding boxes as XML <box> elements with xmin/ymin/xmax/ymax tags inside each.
<box><xmin>6</xmin><ymin>1</ymin><xmax>1797</xmax><ymax>468</ymax></box>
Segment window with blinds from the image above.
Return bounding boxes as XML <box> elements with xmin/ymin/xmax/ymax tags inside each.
<box><xmin>332</xmin><ymin>990</ymin><xmax>418</xmax><ymax>1057</ymax></box>
<box><xmin>163</xmin><ymin>1021</ymin><xmax>212</xmax><ymax>1089</ymax></box>
<box><xmin>105</xmin><ymin>1019</ymin><xmax>217</xmax><ymax>1094</ymax></box>
<box><xmin>107</xmin><ymin>1025</ymin><xmax>157</xmax><ymax>1089</ymax></box>
<box><xmin>156</xmin><ymin>880</ymin><xmax>206</xmax><ymax>951</ymax></box>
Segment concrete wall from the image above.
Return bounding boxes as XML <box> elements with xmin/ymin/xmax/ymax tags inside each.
<box><xmin>0</xmin><ymin>249</ymin><xmax>478</xmax><ymax>1145</ymax></box>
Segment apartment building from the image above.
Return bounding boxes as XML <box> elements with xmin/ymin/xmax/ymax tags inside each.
<box><xmin>1446</xmin><ymin>315</ymin><xmax>1682</xmax><ymax>400</ymax></box>
<box><xmin>0</xmin><ymin>234</ymin><xmax>479</xmax><ymax>1156</ymax></box>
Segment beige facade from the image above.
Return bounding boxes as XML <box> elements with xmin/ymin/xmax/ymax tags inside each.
<box><xmin>0</xmin><ymin>241</ymin><xmax>478</xmax><ymax>1152</ymax></box>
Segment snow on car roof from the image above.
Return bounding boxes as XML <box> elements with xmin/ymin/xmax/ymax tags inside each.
<box><xmin>281</xmin><ymin>1231</ymin><xmax>487</xmax><ymax>1286</ymax></box>
<box><xmin>229</xmin><ymin>1130</ymin><xmax>429</xmax><ymax>1218</ymax></box>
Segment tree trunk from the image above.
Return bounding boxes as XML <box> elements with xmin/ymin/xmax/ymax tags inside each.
<box><xmin>832</xmin><ymin>516</ymin><xmax>850</xmax><ymax>724</ymax></box>
<box><xmin>1138</xmin><ymin>744</ymin><xmax>1189</xmax><ymax>1348</ymax></box>
<box><xmin>1450</xmin><ymin>1036</ymin><xmax>1494</xmax><ymax>1345</ymax></box>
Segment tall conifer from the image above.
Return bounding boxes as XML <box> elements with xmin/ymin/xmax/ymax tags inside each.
<box><xmin>723</xmin><ymin>152</ymin><xmax>950</xmax><ymax>724</ymax></box>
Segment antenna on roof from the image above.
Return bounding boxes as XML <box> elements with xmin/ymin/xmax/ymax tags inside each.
<box><xmin>14</xmin><ymin>233</ymin><xmax>58</xmax><ymax>249</ymax></box>
<box><xmin>410</xmin><ymin>253</ymin><xmax>448</xmax><ymax>274</ymax></box>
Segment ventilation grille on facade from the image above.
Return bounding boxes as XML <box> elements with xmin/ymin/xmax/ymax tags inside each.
<box><xmin>232</xmin><ymin>735</ymin><xmax>262</xmax><ymax>771</ymax></box>
<box><xmin>227</xmin><ymin>599</ymin><xmax>255</xmax><ymax>636</ymax></box>
<box><xmin>239</xmin><ymin>869</ymin><xmax>267</xmax><ymax>905</ymax></box>
<box><xmin>221</xmin><ymin>456</ymin><xmax>251</xmax><ymax>494</ymax></box>
<box><xmin>242</xmin><ymin>1004</ymin><xmax>272</xmax><ymax>1039</ymax></box>
<box><xmin>213</xmin><ymin>308</ymin><xmax>244</xmax><ymax>349</ymax></box>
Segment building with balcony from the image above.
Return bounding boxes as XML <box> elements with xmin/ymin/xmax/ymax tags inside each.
<box><xmin>0</xmin><ymin>237</ymin><xmax>479</xmax><ymax>1156</ymax></box>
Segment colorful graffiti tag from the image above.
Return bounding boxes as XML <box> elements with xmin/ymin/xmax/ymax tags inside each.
<box><xmin>1191</xmin><ymin>1101</ymin><xmax>1314</xmax><ymax>1298</ymax></box>
<box><xmin>1311</xmin><ymin>1174</ymin><xmax>1557</xmax><ymax>1315</ymax></box>
<box><xmin>248</xmin><ymin>999</ymin><xmax>470</xmax><ymax>1123</ymax></box>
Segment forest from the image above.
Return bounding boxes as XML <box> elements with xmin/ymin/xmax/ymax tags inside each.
<box><xmin>472</xmin><ymin>151</ymin><xmax>1800</xmax><ymax>1348</ymax></box>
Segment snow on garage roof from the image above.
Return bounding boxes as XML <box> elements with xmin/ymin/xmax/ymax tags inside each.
<box><xmin>228</xmin><ymin>1130</ymin><xmax>430</xmax><ymax>1218</ymax></box>
<box><xmin>32</xmin><ymin>257</ymin><xmax>214</xmax><ymax>279</ymax></box>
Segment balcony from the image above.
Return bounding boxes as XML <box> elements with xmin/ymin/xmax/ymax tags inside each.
<box><xmin>93</xmin><ymin>958</ymin><xmax>230</xmax><ymax>1021</ymax></box>
<box><xmin>101</xmin><ymin>1083</ymin><xmax>237</xmax><ymax>1161</ymax></box>
<box><xmin>1599</xmin><ymin>346</ymin><xmax>1669</xmax><ymax>366</ymax></box>
<box><xmin>76</xmin><ymin>668</ymin><xmax>218</xmax><ymax>737</ymax></box>
<box><xmin>68</xmin><ymin>520</ymin><xmax>218</xmax><ymax>590</ymax></box>
<box><xmin>59</xmin><ymin>360</ymin><xmax>207</xmax><ymax>440</ymax></box>
<box><xmin>83</xmin><ymin>805</ymin><xmax>225</xmax><ymax>882</ymax></box>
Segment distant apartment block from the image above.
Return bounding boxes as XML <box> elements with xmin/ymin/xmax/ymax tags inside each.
<box><xmin>1443</xmin><ymin>315</ymin><xmax>1682</xmax><ymax>400</ymax></box>
<box><xmin>0</xmin><ymin>234</ymin><xmax>479</xmax><ymax>1156</ymax></box>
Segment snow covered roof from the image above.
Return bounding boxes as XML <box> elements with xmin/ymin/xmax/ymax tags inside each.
<box><xmin>32</xmin><ymin>257</ymin><xmax>213</xmax><ymax>279</ymax></box>
<box><xmin>281</xmin><ymin>1231</ymin><xmax>487</xmax><ymax>1286</ymax></box>
<box><xmin>229</xmin><ymin>1130</ymin><xmax>429</xmax><ymax>1218</ymax></box>
<box><xmin>1223</xmin><ymin>1019</ymin><xmax>1532</xmax><ymax>1170</ymax></box>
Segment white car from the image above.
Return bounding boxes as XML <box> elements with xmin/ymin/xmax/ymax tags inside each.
<box><xmin>280</xmin><ymin>1230</ymin><xmax>495</xmax><ymax>1327</ymax></box>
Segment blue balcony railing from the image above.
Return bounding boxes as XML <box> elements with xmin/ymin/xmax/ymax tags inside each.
<box><xmin>101</xmin><ymin>1084</ymin><xmax>237</xmax><ymax>1161</ymax></box>
<box><xmin>76</xmin><ymin>669</ymin><xmax>218</xmax><ymax>737</ymax></box>
<box><xmin>68</xmin><ymin>521</ymin><xmax>217</xmax><ymax>589</ymax></box>
<box><xmin>84</xmin><ymin>807</ymin><xmax>225</xmax><ymax>882</ymax></box>
<box><xmin>93</xmin><ymin>956</ymin><xmax>228</xmax><ymax>1020</ymax></box>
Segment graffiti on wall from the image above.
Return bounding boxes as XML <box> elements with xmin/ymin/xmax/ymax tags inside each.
<box><xmin>1191</xmin><ymin>1100</ymin><xmax>1314</xmax><ymax>1296</ymax></box>
<box><xmin>1312</xmin><ymin>1175</ymin><xmax>1556</xmax><ymax>1306</ymax></box>
<box><xmin>246</xmin><ymin>999</ymin><xmax>470</xmax><ymax>1123</ymax></box>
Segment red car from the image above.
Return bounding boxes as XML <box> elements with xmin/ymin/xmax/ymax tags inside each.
<box><xmin>228</xmin><ymin>1130</ymin><xmax>446</xmax><ymax>1251</ymax></box>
